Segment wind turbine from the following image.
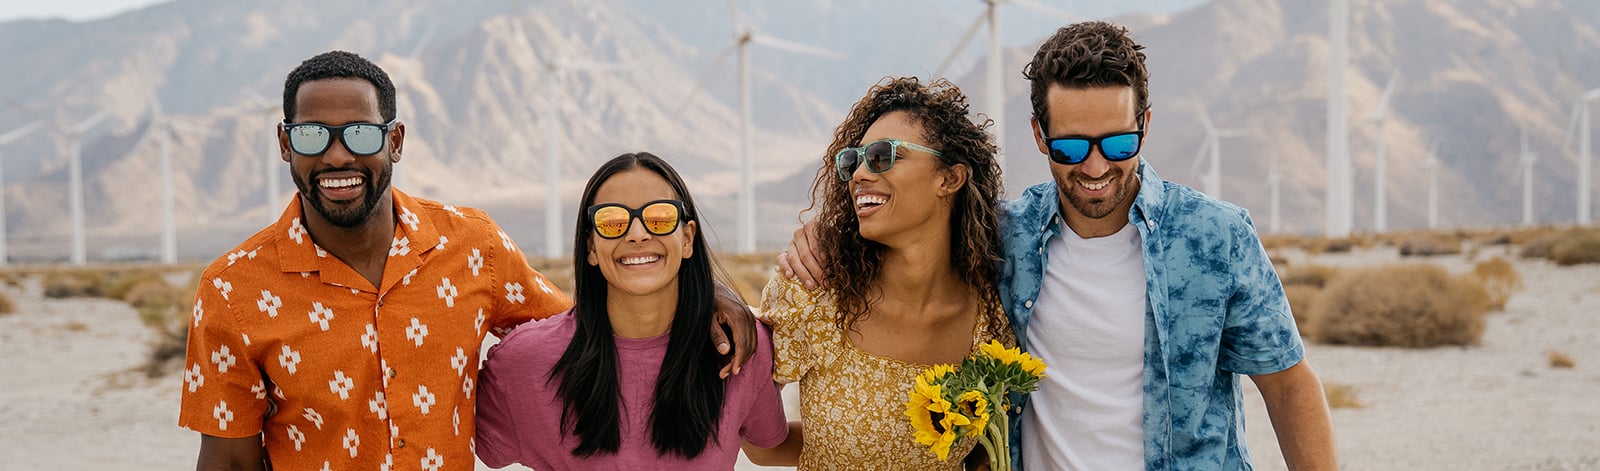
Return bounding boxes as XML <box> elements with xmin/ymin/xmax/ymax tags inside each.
<box><xmin>1367</xmin><ymin>70</ymin><xmax>1401</xmax><ymax>233</ymax></box>
<box><xmin>1268</xmin><ymin>152</ymin><xmax>1282</xmax><ymax>235</ymax></box>
<box><xmin>1576</xmin><ymin>87</ymin><xmax>1600</xmax><ymax>225</ymax></box>
<box><xmin>0</xmin><ymin>121</ymin><xmax>44</xmax><ymax>266</ymax></box>
<box><xmin>507</xmin><ymin>17</ymin><xmax>630</xmax><ymax>259</ymax></box>
<box><xmin>1326</xmin><ymin>0</ymin><xmax>1352</xmax><ymax>237</ymax></box>
<box><xmin>933</xmin><ymin>0</ymin><xmax>1074</xmax><ymax>171</ymax></box>
<box><xmin>245</xmin><ymin>89</ymin><xmax>284</xmax><ymax>220</ymax></box>
<box><xmin>1423</xmin><ymin>140</ymin><xmax>1441</xmax><ymax>230</ymax></box>
<box><xmin>1189</xmin><ymin>105</ymin><xmax>1249</xmax><ymax>200</ymax></box>
<box><xmin>56</xmin><ymin>110</ymin><xmax>111</xmax><ymax>266</ymax></box>
<box><xmin>680</xmin><ymin>0</ymin><xmax>843</xmax><ymax>253</ymax></box>
<box><xmin>1521</xmin><ymin>127</ymin><xmax>1536</xmax><ymax>226</ymax></box>
<box><xmin>129</xmin><ymin>99</ymin><xmax>209</xmax><ymax>265</ymax></box>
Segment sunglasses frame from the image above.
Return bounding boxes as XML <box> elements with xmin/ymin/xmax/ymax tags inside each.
<box><xmin>586</xmin><ymin>199</ymin><xmax>688</xmax><ymax>240</ymax></box>
<box><xmin>835</xmin><ymin>138</ymin><xmax>943</xmax><ymax>181</ymax></box>
<box><xmin>282</xmin><ymin>118</ymin><xmax>400</xmax><ymax>157</ymax></box>
<box><xmin>1043</xmin><ymin>129</ymin><xmax>1147</xmax><ymax>165</ymax></box>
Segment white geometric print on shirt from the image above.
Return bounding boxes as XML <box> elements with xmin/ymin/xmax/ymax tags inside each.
<box><xmin>256</xmin><ymin>290</ymin><xmax>283</xmax><ymax>318</ymax></box>
<box><xmin>498</xmin><ymin>230</ymin><xmax>517</xmax><ymax>252</ymax></box>
<box><xmin>287</xmin><ymin>424</ymin><xmax>306</xmax><ymax>451</ymax></box>
<box><xmin>211</xmin><ymin>345</ymin><xmax>237</xmax><ymax>373</ymax></box>
<box><xmin>320</xmin><ymin>461</ymin><xmax>331</xmax><ymax>471</ymax></box>
<box><xmin>400</xmin><ymin>207</ymin><xmax>420</xmax><ymax>231</ymax></box>
<box><xmin>381</xmin><ymin>453</ymin><xmax>394</xmax><ymax>471</ymax></box>
<box><xmin>328</xmin><ymin>370</ymin><xmax>355</xmax><ymax>399</ymax></box>
<box><xmin>413</xmin><ymin>385</ymin><xmax>437</xmax><ymax>414</ymax></box>
<box><xmin>474</xmin><ymin>309</ymin><xmax>485</xmax><ymax>336</ymax></box>
<box><xmin>443</xmin><ymin>204</ymin><xmax>464</xmax><ymax>217</ymax></box>
<box><xmin>406</xmin><ymin>318</ymin><xmax>429</xmax><ymax>347</ymax></box>
<box><xmin>361</xmin><ymin>324</ymin><xmax>379</xmax><ymax>353</ymax></box>
<box><xmin>435</xmin><ymin>235</ymin><xmax>448</xmax><ymax>251</ymax></box>
<box><xmin>242</xmin><ymin>333</ymin><xmax>251</xmax><ymax>346</ymax></box>
<box><xmin>380</xmin><ymin>359</ymin><xmax>390</xmax><ymax>388</ymax></box>
<box><xmin>279</xmin><ymin>345</ymin><xmax>302</xmax><ymax>374</ymax></box>
<box><xmin>467</xmin><ymin>249</ymin><xmax>484</xmax><ymax>276</ymax></box>
<box><xmin>213</xmin><ymin>400</ymin><xmax>234</xmax><ymax>430</ymax></box>
<box><xmin>453</xmin><ymin>407</ymin><xmax>460</xmax><ymax>436</ymax></box>
<box><xmin>192</xmin><ymin>299</ymin><xmax>204</xmax><ymax>327</ymax></box>
<box><xmin>504</xmin><ymin>282</ymin><xmax>526</xmax><ymax>304</ymax></box>
<box><xmin>289</xmin><ymin>217</ymin><xmax>307</xmax><ymax>244</ymax></box>
<box><xmin>421</xmin><ymin>448</ymin><xmax>445</xmax><ymax>471</ymax></box>
<box><xmin>308</xmin><ymin>302</ymin><xmax>335</xmax><ymax>331</ymax></box>
<box><xmin>450</xmin><ymin>348</ymin><xmax>468</xmax><ymax>376</ymax></box>
<box><xmin>315</xmin><ymin>245</ymin><xmax>328</xmax><ymax>258</ymax></box>
<box><xmin>461</xmin><ymin>375</ymin><xmax>474</xmax><ymax>399</ymax></box>
<box><xmin>390</xmin><ymin>236</ymin><xmax>411</xmax><ymax>257</ymax></box>
<box><xmin>369</xmin><ymin>391</ymin><xmax>388</xmax><ymax>420</ymax></box>
<box><xmin>213</xmin><ymin>278</ymin><xmax>233</xmax><ymax>301</ymax></box>
<box><xmin>303</xmin><ymin>407</ymin><xmax>325</xmax><ymax>430</ymax></box>
<box><xmin>402</xmin><ymin>268</ymin><xmax>418</xmax><ymax>286</ymax></box>
<box><xmin>342</xmin><ymin>428</ymin><xmax>361</xmax><ymax>458</ymax></box>
<box><xmin>437</xmin><ymin>278</ymin><xmax>458</xmax><ymax>307</ymax></box>
<box><xmin>251</xmin><ymin>379</ymin><xmax>267</xmax><ymax>400</ymax></box>
<box><xmin>185</xmin><ymin>363</ymin><xmax>205</xmax><ymax>392</ymax></box>
<box><xmin>535</xmin><ymin>276</ymin><xmax>554</xmax><ymax>294</ymax></box>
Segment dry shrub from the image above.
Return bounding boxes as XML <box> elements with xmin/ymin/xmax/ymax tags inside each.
<box><xmin>43</xmin><ymin>270</ymin><xmax>107</xmax><ymax>298</ymax></box>
<box><xmin>1283</xmin><ymin>284</ymin><xmax>1320</xmax><ymax>338</ymax></box>
<box><xmin>1549</xmin><ymin>350</ymin><xmax>1576</xmax><ymax>369</ymax></box>
<box><xmin>1398</xmin><ymin>235</ymin><xmax>1463</xmax><ymax>257</ymax></box>
<box><xmin>144</xmin><ymin>313</ymin><xmax>189</xmax><ymax>378</ymax></box>
<box><xmin>1309</xmin><ymin>237</ymin><xmax>1356</xmax><ymax>254</ymax></box>
<box><xmin>525</xmin><ymin>257</ymin><xmax>575</xmax><ymax>295</ymax></box>
<box><xmin>1469</xmin><ymin>257</ymin><xmax>1523</xmax><ymax>311</ymax></box>
<box><xmin>1310</xmin><ymin>264</ymin><xmax>1490</xmax><ymax>347</ymax></box>
<box><xmin>0</xmin><ymin>290</ymin><xmax>14</xmax><ymax>314</ymax></box>
<box><xmin>1549</xmin><ymin>230</ymin><xmax>1600</xmax><ymax>266</ymax></box>
<box><xmin>1278</xmin><ymin>264</ymin><xmax>1339</xmax><ymax>289</ymax></box>
<box><xmin>1323</xmin><ymin>383</ymin><xmax>1364</xmax><ymax>408</ymax></box>
<box><xmin>104</xmin><ymin>270</ymin><xmax>168</xmax><ymax>301</ymax></box>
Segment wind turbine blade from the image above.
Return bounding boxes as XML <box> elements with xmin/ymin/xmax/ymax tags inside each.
<box><xmin>1009</xmin><ymin>0</ymin><xmax>1075</xmax><ymax>21</ymax></box>
<box><xmin>1195</xmin><ymin>105</ymin><xmax>1215</xmax><ymax>133</ymax></box>
<box><xmin>724</xmin><ymin>0</ymin><xmax>744</xmax><ymax>30</ymax></box>
<box><xmin>1371</xmin><ymin>70</ymin><xmax>1401</xmax><ymax>120</ymax></box>
<box><xmin>0</xmin><ymin>121</ymin><xmax>44</xmax><ymax>145</ymax></box>
<box><xmin>1565</xmin><ymin>101</ymin><xmax>1582</xmax><ymax>151</ymax></box>
<box><xmin>934</xmin><ymin>14</ymin><xmax>986</xmax><ymax>78</ymax></box>
<box><xmin>73</xmin><ymin>110</ymin><xmax>111</xmax><ymax>133</ymax></box>
<box><xmin>408</xmin><ymin>21</ymin><xmax>439</xmax><ymax>59</ymax></box>
<box><xmin>244</xmin><ymin>89</ymin><xmax>273</xmax><ymax>109</ymax></box>
<box><xmin>1584</xmin><ymin>87</ymin><xmax>1600</xmax><ymax>101</ymax></box>
<box><xmin>1189</xmin><ymin>135</ymin><xmax>1213</xmax><ymax>177</ymax></box>
<box><xmin>749</xmin><ymin>32</ymin><xmax>844</xmax><ymax>60</ymax></box>
<box><xmin>674</xmin><ymin>43</ymin><xmax>739</xmax><ymax>116</ymax></box>
<box><xmin>559</xmin><ymin>61</ymin><xmax>632</xmax><ymax>72</ymax></box>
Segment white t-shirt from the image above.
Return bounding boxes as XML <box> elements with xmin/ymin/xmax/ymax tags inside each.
<box><xmin>1022</xmin><ymin>222</ymin><xmax>1147</xmax><ymax>470</ymax></box>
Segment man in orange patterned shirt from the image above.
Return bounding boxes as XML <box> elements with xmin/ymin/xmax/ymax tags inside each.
<box><xmin>179</xmin><ymin>51</ymin><xmax>754</xmax><ymax>470</ymax></box>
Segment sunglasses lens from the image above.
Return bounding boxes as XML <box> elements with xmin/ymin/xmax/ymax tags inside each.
<box><xmin>343</xmin><ymin>124</ymin><xmax>386</xmax><ymax>155</ymax></box>
<box><xmin>1048</xmin><ymin>139</ymin><xmax>1090</xmax><ymax>164</ymax></box>
<box><xmin>640</xmin><ymin>202</ymin><xmax>681</xmax><ymax>235</ymax></box>
<box><xmin>1101</xmin><ymin>133</ymin><xmax>1142</xmax><ymax>161</ymax></box>
<box><xmin>864</xmin><ymin>141</ymin><xmax>896</xmax><ymax>173</ymax></box>
<box><xmin>287</xmin><ymin>125</ymin><xmax>331</xmax><ymax>155</ymax></box>
<box><xmin>592</xmin><ymin>206</ymin><xmax>631</xmax><ymax>239</ymax></box>
<box><xmin>836</xmin><ymin>149</ymin><xmax>861</xmax><ymax>180</ymax></box>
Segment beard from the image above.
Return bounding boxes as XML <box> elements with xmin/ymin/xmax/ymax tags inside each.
<box><xmin>292</xmin><ymin>162</ymin><xmax>392</xmax><ymax>228</ymax></box>
<box><xmin>1057</xmin><ymin>165</ymin><xmax>1137</xmax><ymax>219</ymax></box>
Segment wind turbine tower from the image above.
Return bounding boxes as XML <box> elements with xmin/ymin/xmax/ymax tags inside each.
<box><xmin>0</xmin><ymin>121</ymin><xmax>44</xmax><ymax>266</ymax></box>
<box><xmin>1579</xmin><ymin>88</ymin><xmax>1600</xmax><ymax>225</ymax></box>
<box><xmin>1191</xmin><ymin>106</ymin><xmax>1249</xmax><ymax>200</ymax></box>
<box><xmin>1521</xmin><ymin>127</ymin><xmax>1536</xmax><ymax>226</ymax></box>
<box><xmin>59</xmin><ymin>110</ymin><xmax>111</xmax><ymax>265</ymax></box>
<box><xmin>1424</xmin><ymin>141</ymin><xmax>1441</xmax><ymax>230</ymax></box>
<box><xmin>1368</xmin><ymin>70</ymin><xmax>1400</xmax><ymax>233</ymax></box>
<box><xmin>1326</xmin><ymin>0</ymin><xmax>1352</xmax><ymax>236</ymax></box>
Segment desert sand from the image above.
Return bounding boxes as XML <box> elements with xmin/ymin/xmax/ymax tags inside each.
<box><xmin>1</xmin><ymin>245</ymin><xmax>1595</xmax><ymax>470</ymax></box>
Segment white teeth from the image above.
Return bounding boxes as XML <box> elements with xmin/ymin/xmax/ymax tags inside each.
<box><xmin>620</xmin><ymin>255</ymin><xmax>661</xmax><ymax>266</ymax></box>
<box><xmin>1079</xmin><ymin>180</ymin><xmax>1109</xmax><ymax>191</ymax></box>
<box><xmin>855</xmin><ymin>194</ymin><xmax>887</xmax><ymax>206</ymax></box>
<box><xmin>320</xmin><ymin>177</ymin><xmax>363</xmax><ymax>188</ymax></box>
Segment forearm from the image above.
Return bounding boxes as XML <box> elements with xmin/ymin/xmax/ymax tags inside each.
<box><xmin>741</xmin><ymin>420</ymin><xmax>804</xmax><ymax>466</ymax></box>
<box><xmin>1254</xmin><ymin>361</ymin><xmax>1337</xmax><ymax>470</ymax></box>
<box><xmin>196</xmin><ymin>433</ymin><xmax>267</xmax><ymax>471</ymax></box>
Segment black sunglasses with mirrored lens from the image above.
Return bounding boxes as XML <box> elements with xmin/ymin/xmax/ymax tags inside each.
<box><xmin>283</xmin><ymin>119</ymin><xmax>398</xmax><ymax>156</ymax></box>
<box><xmin>587</xmin><ymin>199</ymin><xmax>686</xmax><ymax>239</ymax></box>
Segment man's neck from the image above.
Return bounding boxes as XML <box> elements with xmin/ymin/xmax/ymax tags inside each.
<box><xmin>301</xmin><ymin>193</ymin><xmax>397</xmax><ymax>284</ymax></box>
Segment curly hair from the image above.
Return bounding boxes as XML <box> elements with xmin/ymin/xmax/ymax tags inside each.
<box><xmin>806</xmin><ymin>77</ymin><xmax>1006</xmax><ymax>339</ymax></box>
<box><xmin>283</xmin><ymin>50</ymin><xmax>398</xmax><ymax>122</ymax></box>
<box><xmin>1023</xmin><ymin>21</ymin><xmax>1149</xmax><ymax>129</ymax></box>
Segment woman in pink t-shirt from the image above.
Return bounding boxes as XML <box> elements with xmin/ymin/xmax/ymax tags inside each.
<box><xmin>475</xmin><ymin>152</ymin><xmax>788</xmax><ymax>470</ymax></box>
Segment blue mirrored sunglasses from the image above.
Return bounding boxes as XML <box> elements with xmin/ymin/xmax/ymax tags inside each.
<box><xmin>1043</xmin><ymin>129</ymin><xmax>1145</xmax><ymax>165</ymax></box>
<box><xmin>283</xmin><ymin>119</ymin><xmax>399</xmax><ymax>156</ymax></box>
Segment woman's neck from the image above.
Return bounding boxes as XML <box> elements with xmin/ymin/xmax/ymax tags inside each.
<box><xmin>605</xmin><ymin>287</ymin><xmax>679</xmax><ymax>338</ymax></box>
<box><xmin>874</xmin><ymin>230</ymin><xmax>967</xmax><ymax>315</ymax></box>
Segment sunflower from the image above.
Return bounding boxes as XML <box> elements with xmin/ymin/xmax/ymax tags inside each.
<box><xmin>954</xmin><ymin>390</ymin><xmax>990</xmax><ymax>438</ymax></box>
<box><xmin>905</xmin><ymin>370</ymin><xmax>969</xmax><ymax>461</ymax></box>
<box><xmin>979</xmin><ymin>340</ymin><xmax>1047</xmax><ymax>377</ymax></box>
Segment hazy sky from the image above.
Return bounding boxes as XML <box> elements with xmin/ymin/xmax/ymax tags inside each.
<box><xmin>0</xmin><ymin>0</ymin><xmax>171</xmax><ymax>22</ymax></box>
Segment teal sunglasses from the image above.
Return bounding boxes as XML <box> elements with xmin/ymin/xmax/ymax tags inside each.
<box><xmin>835</xmin><ymin>138</ymin><xmax>943</xmax><ymax>181</ymax></box>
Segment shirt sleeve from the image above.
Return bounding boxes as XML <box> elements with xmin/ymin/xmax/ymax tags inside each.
<box><xmin>758</xmin><ymin>272</ymin><xmax>819</xmax><ymax>384</ymax></box>
<box><xmin>1218</xmin><ymin>210</ymin><xmax>1305</xmax><ymax>376</ymax></box>
<box><xmin>177</xmin><ymin>272</ymin><xmax>269</xmax><ymax>438</ymax></box>
<box><xmin>487</xmin><ymin>221</ymin><xmax>574</xmax><ymax>334</ymax></box>
<box><xmin>473</xmin><ymin>340</ymin><xmax>521</xmax><ymax>468</ymax></box>
<box><xmin>738</xmin><ymin>322</ymin><xmax>789</xmax><ymax>448</ymax></box>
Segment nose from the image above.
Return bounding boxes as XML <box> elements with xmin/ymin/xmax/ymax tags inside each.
<box><xmin>623</xmin><ymin>216</ymin><xmax>652</xmax><ymax>243</ymax></box>
<box><xmin>1075</xmin><ymin>145</ymin><xmax>1114</xmax><ymax>178</ymax></box>
<box><xmin>851</xmin><ymin>159</ymin><xmax>879</xmax><ymax>183</ymax></box>
<box><xmin>319</xmin><ymin>136</ymin><xmax>357</xmax><ymax>167</ymax></box>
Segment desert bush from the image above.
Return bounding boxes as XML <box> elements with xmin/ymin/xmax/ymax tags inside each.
<box><xmin>1398</xmin><ymin>235</ymin><xmax>1463</xmax><ymax>257</ymax></box>
<box><xmin>0</xmin><ymin>290</ymin><xmax>14</xmax><ymax>314</ymax></box>
<box><xmin>1283</xmin><ymin>284</ymin><xmax>1320</xmax><ymax>338</ymax></box>
<box><xmin>1277</xmin><ymin>264</ymin><xmax>1339</xmax><ymax>289</ymax></box>
<box><xmin>1310</xmin><ymin>264</ymin><xmax>1490</xmax><ymax>347</ymax></box>
<box><xmin>1549</xmin><ymin>230</ymin><xmax>1600</xmax><ymax>266</ymax></box>
<box><xmin>1323</xmin><ymin>383</ymin><xmax>1364</xmax><ymax>408</ymax></box>
<box><xmin>1469</xmin><ymin>257</ymin><xmax>1523</xmax><ymax>311</ymax></box>
<box><xmin>43</xmin><ymin>270</ymin><xmax>107</xmax><ymax>298</ymax></box>
<box><xmin>525</xmin><ymin>257</ymin><xmax>575</xmax><ymax>295</ymax></box>
<box><xmin>104</xmin><ymin>270</ymin><xmax>168</xmax><ymax>301</ymax></box>
<box><xmin>1309</xmin><ymin>237</ymin><xmax>1356</xmax><ymax>254</ymax></box>
<box><xmin>1549</xmin><ymin>350</ymin><xmax>1576</xmax><ymax>369</ymax></box>
<box><xmin>143</xmin><ymin>313</ymin><xmax>189</xmax><ymax>378</ymax></box>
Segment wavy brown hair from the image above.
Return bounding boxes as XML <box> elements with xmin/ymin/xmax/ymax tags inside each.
<box><xmin>806</xmin><ymin>77</ymin><xmax>1006</xmax><ymax>339</ymax></box>
<box><xmin>1023</xmin><ymin>21</ymin><xmax>1149</xmax><ymax>130</ymax></box>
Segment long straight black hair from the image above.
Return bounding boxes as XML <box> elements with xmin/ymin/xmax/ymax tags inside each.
<box><xmin>550</xmin><ymin>152</ymin><xmax>726</xmax><ymax>459</ymax></box>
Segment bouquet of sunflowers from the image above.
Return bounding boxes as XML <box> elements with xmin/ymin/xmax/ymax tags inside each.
<box><xmin>904</xmin><ymin>340</ymin><xmax>1045</xmax><ymax>471</ymax></box>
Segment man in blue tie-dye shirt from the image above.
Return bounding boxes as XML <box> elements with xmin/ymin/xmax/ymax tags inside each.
<box><xmin>779</xmin><ymin>21</ymin><xmax>1335</xmax><ymax>471</ymax></box>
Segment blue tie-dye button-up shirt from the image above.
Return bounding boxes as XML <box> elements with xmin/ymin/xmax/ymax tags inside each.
<box><xmin>998</xmin><ymin>161</ymin><xmax>1303</xmax><ymax>470</ymax></box>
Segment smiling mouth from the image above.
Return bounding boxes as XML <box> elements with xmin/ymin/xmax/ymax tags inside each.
<box><xmin>1078</xmin><ymin>179</ymin><xmax>1109</xmax><ymax>191</ymax></box>
<box><xmin>855</xmin><ymin>194</ymin><xmax>887</xmax><ymax>208</ymax></box>
<box><xmin>619</xmin><ymin>254</ymin><xmax>662</xmax><ymax>266</ymax></box>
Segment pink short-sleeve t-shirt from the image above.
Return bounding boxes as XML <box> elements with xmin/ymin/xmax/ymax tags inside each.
<box><xmin>475</xmin><ymin>310</ymin><xmax>787</xmax><ymax>470</ymax></box>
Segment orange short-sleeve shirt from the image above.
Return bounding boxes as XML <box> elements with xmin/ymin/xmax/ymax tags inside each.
<box><xmin>178</xmin><ymin>189</ymin><xmax>572</xmax><ymax>470</ymax></box>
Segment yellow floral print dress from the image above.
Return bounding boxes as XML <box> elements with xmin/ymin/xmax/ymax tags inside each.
<box><xmin>761</xmin><ymin>274</ymin><xmax>1016</xmax><ymax>470</ymax></box>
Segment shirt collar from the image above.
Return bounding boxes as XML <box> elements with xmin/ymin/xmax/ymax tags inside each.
<box><xmin>1128</xmin><ymin>159</ymin><xmax>1165</xmax><ymax>233</ymax></box>
<box><xmin>270</xmin><ymin>188</ymin><xmax>440</xmax><ymax>274</ymax></box>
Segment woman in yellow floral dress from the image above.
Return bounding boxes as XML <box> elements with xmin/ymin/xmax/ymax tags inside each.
<box><xmin>742</xmin><ymin>77</ymin><xmax>1015</xmax><ymax>470</ymax></box>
